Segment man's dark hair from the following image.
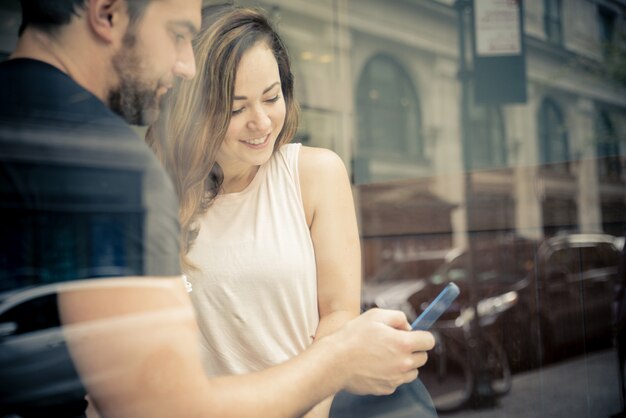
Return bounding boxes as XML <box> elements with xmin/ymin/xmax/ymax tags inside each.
<box><xmin>18</xmin><ymin>0</ymin><xmax>151</xmax><ymax>36</ymax></box>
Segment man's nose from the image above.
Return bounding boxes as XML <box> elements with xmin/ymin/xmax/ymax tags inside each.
<box><xmin>173</xmin><ymin>43</ymin><xmax>197</xmax><ymax>80</ymax></box>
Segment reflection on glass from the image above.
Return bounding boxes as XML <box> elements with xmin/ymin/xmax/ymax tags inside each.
<box><xmin>2</xmin><ymin>0</ymin><xmax>624</xmax><ymax>416</ymax></box>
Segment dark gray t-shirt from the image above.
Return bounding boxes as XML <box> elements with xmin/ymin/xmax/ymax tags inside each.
<box><xmin>0</xmin><ymin>58</ymin><xmax>181</xmax><ymax>416</ymax></box>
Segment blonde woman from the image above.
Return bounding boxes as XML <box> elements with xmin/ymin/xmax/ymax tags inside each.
<box><xmin>149</xmin><ymin>5</ymin><xmax>360</xmax><ymax>417</ymax></box>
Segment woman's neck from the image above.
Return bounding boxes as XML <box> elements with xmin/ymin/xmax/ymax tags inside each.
<box><xmin>220</xmin><ymin>164</ymin><xmax>260</xmax><ymax>194</ymax></box>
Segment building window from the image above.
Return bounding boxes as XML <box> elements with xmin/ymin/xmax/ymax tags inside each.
<box><xmin>598</xmin><ymin>6</ymin><xmax>616</xmax><ymax>59</ymax></box>
<box><xmin>356</xmin><ymin>54</ymin><xmax>423</xmax><ymax>160</ymax></box>
<box><xmin>595</xmin><ymin>110</ymin><xmax>621</xmax><ymax>181</ymax></box>
<box><xmin>468</xmin><ymin>101</ymin><xmax>507</xmax><ymax>170</ymax></box>
<box><xmin>544</xmin><ymin>0</ymin><xmax>563</xmax><ymax>46</ymax></box>
<box><xmin>538</xmin><ymin>98</ymin><xmax>569</xmax><ymax>173</ymax></box>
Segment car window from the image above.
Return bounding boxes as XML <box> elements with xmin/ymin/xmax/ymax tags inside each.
<box><xmin>541</xmin><ymin>248</ymin><xmax>571</xmax><ymax>284</ymax></box>
<box><xmin>578</xmin><ymin>246</ymin><xmax>605</xmax><ymax>270</ymax></box>
<box><xmin>447</xmin><ymin>268</ymin><xmax>466</xmax><ymax>281</ymax></box>
<box><xmin>598</xmin><ymin>243</ymin><xmax>620</xmax><ymax>266</ymax></box>
<box><xmin>0</xmin><ymin>293</ymin><xmax>59</xmax><ymax>336</ymax></box>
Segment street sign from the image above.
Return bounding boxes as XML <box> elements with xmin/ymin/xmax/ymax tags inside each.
<box><xmin>472</xmin><ymin>0</ymin><xmax>527</xmax><ymax>104</ymax></box>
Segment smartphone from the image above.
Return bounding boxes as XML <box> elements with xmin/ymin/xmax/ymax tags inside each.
<box><xmin>411</xmin><ymin>282</ymin><xmax>460</xmax><ymax>331</ymax></box>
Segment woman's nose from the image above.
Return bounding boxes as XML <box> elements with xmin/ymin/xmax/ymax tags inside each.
<box><xmin>247</xmin><ymin>106</ymin><xmax>271</xmax><ymax>131</ymax></box>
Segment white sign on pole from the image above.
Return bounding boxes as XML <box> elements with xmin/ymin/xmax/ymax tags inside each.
<box><xmin>475</xmin><ymin>0</ymin><xmax>521</xmax><ymax>57</ymax></box>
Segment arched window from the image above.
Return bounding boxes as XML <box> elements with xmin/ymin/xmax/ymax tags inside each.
<box><xmin>356</xmin><ymin>54</ymin><xmax>423</xmax><ymax>160</ymax></box>
<box><xmin>595</xmin><ymin>110</ymin><xmax>621</xmax><ymax>180</ymax></box>
<box><xmin>538</xmin><ymin>98</ymin><xmax>569</xmax><ymax>173</ymax></box>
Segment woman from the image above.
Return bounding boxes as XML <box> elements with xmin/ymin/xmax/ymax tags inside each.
<box><xmin>148</xmin><ymin>5</ymin><xmax>361</xmax><ymax>417</ymax></box>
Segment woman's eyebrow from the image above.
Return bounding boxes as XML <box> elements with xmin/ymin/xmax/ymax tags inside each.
<box><xmin>233</xmin><ymin>82</ymin><xmax>281</xmax><ymax>100</ymax></box>
<box><xmin>169</xmin><ymin>20</ymin><xmax>199</xmax><ymax>37</ymax></box>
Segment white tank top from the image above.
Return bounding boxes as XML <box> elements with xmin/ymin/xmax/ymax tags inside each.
<box><xmin>186</xmin><ymin>143</ymin><xmax>319</xmax><ymax>376</ymax></box>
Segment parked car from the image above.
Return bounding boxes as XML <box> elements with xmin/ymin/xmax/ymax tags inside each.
<box><xmin>0</xmin><ymin>279</ymin><xmax>193</xmax><ymax>417</ymax></box>
<box><xmin>531</xmin><ymin>233</ymin><xmax>621</xmax><ymax>361</ymax></box>
<box><xmin>362</xmin><ymin>233</ymin><xmax>622</xmax><ymax>411</ymax></box>
<box><xmin>362</xmin><ymin>239</ymin><xmax>524</xmax><ymax>411</ymax></box>
<box><xmin>0</xmin><ymin>284</ymin><xmax>84</xmax><ymax>416</ymax></box>
<box><xmin>363</xmin><ymin>233</ymin><xmax>622</xmax><ymax>370</ymax></box>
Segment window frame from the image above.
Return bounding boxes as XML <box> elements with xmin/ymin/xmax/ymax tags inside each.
<box><xmin>537</xmin><ymin>97</ymin><xmax>570</xmax><ymax>174</ymax></box>
<box><xmin>543</xmin><ymin>0</ymin><xmax>564</xmax><ymax>46</ymax></box>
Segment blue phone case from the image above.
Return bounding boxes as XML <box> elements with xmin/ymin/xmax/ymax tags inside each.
<box><xmin>411</xmin><ymin>282</ymin><xmax>460</xmax><ymax>331</ymax></box>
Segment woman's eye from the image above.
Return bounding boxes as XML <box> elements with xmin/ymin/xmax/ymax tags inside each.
<box><xmin>173</xmin><ymin>32</ymin><xmax>186</xmax><ymax>44</ymax></box>
<box><xmin>231</xmin><ymin>107</ymin><xmax>244</xmax><ymax>115</ymax></box>
<box><xmin>266</xmin><ymin>95</ymin><xmax>281</xmax><ymax>103</ymax></box>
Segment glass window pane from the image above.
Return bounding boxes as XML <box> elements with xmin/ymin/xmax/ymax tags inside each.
<box><xmin>1</xmin><ymin>1</ymin><xmax>624</xmax><ymax>417</ymax></box>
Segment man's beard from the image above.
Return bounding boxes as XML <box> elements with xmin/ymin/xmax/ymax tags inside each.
<box><xmin>108</xmin><ymin>31</ymin><xmax>160</xmax><ymax>126</ymax></box>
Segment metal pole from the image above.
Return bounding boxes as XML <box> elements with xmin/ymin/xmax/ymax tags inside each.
<box><xmin>454</xmin><ymin>0</ymin><xmax>497</xmax><ymax>408</ymax></box>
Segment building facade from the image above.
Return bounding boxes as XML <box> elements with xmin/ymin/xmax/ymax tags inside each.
<box><xmin>2</xmin><ymin>0</ymin><xmax>622</xmax><ymax>269</ymax></box>
<box><xmin>221</xmin><ymin>0</ymin><xmax>626</xmax><ymax>277</ymax></box>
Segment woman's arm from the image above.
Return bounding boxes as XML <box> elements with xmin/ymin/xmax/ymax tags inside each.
<box><xmin>298</xmin><ymin>146</ymin><xmax>363</xmax><ymax>417</ymax></box>
<box><xmin>299</xmin><ymin>147</ymin><xmax>361</xmax><ymax>339</ymax></box>
<box><xmin>299</xmin><ymin>145</ymin><xmax>362</xmax><ymax>338</ymax></box>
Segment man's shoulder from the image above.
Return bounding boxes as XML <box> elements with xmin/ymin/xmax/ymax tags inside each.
<box><xmin>0</xmin><ymin>58</ymin><xmax>80</xmax><ymax>87</ymax></box>
<box><xmin>0</xmin><ymin>58</ymin><xmax>143</xmax><ymax>167</ymax></box>
<box><xmin>0</xmin><ymin>58</ymin><xmax>82</xmax><ymax>99</ymax></box>
<box><xmin>0</xmin><ymin>58</ymin><xmax>128</xmax><ymax>134</ymax></box>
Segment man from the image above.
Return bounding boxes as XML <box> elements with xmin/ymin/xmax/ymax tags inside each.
<box><xmin>0</xmin><ymin>1</ymin><xmax>435</xmax><ymax>417</ymax></box>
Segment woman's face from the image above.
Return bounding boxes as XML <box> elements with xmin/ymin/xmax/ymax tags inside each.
<box><xmin>216</xmin><ymin>41</ymin><xmax>286</xmax><ymax>172</ymax></box>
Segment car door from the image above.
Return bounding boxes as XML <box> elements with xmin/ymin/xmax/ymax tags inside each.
<box><xmin>540</xmin><ymin>246</ymin><xmax>584</xmax><ymax>349</ymax></box>
<box><xmin>0</xmin><ymin>287</ymin><xmax>83</xmax><ymax>412</ymax></box>
<box><xmin>577</xmin><ymin>243</ymin><xmax>620</xmax><ymax>341</ymax></box>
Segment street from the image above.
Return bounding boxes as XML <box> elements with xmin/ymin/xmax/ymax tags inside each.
<box><xmin>331</xmin><ymin>348</ymin><xmax>622</xmax><ymax>418</ymax></box>
<box><xmin>443</xmin><ymin>349</ymin><xmax>621</xmax><ymax>418</ymax></box>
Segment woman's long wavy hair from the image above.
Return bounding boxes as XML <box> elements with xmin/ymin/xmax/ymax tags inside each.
<box><xmin>146</xmin><ymin>5</ymin><xmax>299</xmax><ymax>271</ymax></box>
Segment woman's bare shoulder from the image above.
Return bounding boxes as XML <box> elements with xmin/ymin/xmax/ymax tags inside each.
<box><xmin>298</xmin><ymin>145</ymin><xmax>347</xmax><ymax>181</ymax></box>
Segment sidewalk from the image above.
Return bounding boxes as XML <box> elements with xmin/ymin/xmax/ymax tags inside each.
<box><xmin>443</xmin><ymin>349</ymin><xmax>622</xmax><ymax>418</ymax></box>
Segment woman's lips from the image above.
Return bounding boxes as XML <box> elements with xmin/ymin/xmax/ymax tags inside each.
<box><xmin>240</xmin><ymin>133</ymin><xmax>270</xmax><ymax>148</ymax></box>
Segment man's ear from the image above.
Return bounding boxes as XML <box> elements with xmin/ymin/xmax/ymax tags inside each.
<box><xmin>87</xmin><ymin>0</ymin><xmax>129</xmax><ymax>43</ymax></box>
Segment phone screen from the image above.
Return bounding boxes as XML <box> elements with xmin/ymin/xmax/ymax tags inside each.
<box><xmin>411</xmin><ymin>282</ymin><xmax>460</xmax><ymax>331</ymax></box>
